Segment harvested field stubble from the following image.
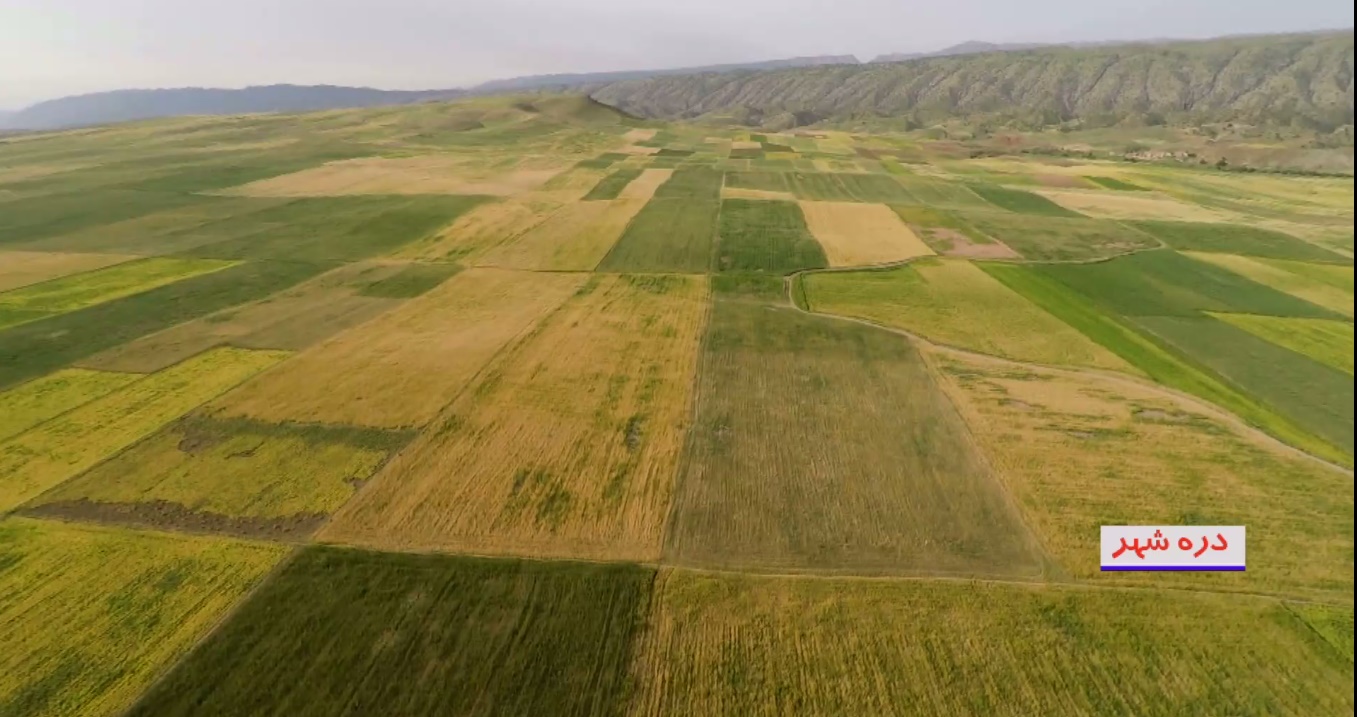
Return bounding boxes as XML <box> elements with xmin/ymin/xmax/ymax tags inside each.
<box><xmin>213</xmin><ymin>268</ymin><xmax>584</xmax><ymax>429</ymax></box>
<box><xmin>473</xmin><ymin>199</ymin><xmax>647</xmax><ymax>270</ymax></box>
<box><xmin>323</xmin><ymin>274</ymin><xmax>708</xmax><ymax>560</ymax></box>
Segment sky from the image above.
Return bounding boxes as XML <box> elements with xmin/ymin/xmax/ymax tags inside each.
<box><xmin>1</xmin><ymin>0</ymin><xmax>1352</xmax><ymax>109</ymax></box>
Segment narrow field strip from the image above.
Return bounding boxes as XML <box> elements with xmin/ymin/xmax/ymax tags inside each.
<box><xmin>0</xmin><ymin>251</ymin><xmax>138</xmax><ymax>292</ymax></box>
<box><xmin>473</xmin><ymin>198</ymin><xmax>647</xmax><ymax>270</ymax></box>
<box><xmin>0</xmin><ymin>347</ymin><xmax>288</xmax><ymax>512</ymax></box>
<box><xmin>0</xmin><ymin>368</ymin><xmax>140</xmax><ymax>442</ymax></box>
<box><xmin>211</xmin><ymin>268</ymin><xmax>586</xmax><ymax>429</ymax></box>
<box><xmin>0</xmin><ymin>257</ymin><xmax>236</xmax><ymax>331</ymax></box>
<box><xmin>322</xmin><ymin>274</ymin><xmax>709</xmax><ymax>561</ymax></box>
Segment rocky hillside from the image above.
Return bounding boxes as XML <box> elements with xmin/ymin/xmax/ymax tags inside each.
<box><xmin>592</xmin><ymin>32</ymin><xmax>1355</xmax><ymax>130</ymax></box>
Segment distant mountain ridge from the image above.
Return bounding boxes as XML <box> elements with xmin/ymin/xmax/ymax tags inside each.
<box><xmin>469</xmin><ymin>56</ymin><xmax>859</xmax><ymax>93</ymax></box>
<box><xmin>1</xmin><ymin>84</ymin><xmax>463</xmax><ymax>131</ymax></box>
<box><xmin>592</xmin><ymin>31</ymin><xmax>1356</xmax><ymax>130</ymax></box>
<box><xmin>871</xmin><ymin>41</ymin><xmax>1048</xmax><ymax>63</ymax></box>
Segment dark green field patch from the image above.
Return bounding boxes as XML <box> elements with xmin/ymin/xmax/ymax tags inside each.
<box><xmin>666</xmin><ymin>300</ymin><xmax>1042</xmax><ymax>574</ymax></box>
<box><xmin>126</xmin><ymin>549</ymin><xmax>653</xmax><ymax>717</ymax></box>
<box><xmin>0</xmin><ymin>190</ymin><xmax>216</xmax><ymax>248</ymax></box>
<box><xmin>711</xmin><ymin>273</ymin><xmax>786</xmax><ymax>302</ymax></box>
<box><xmin>786</xmin><ymin>173</ymin><xmax>856</xmax><ymax>201</ymax></box>
<box><xmin>726</xmin><ymin>171</ymin><xmax>791</xmax><ymax>194</ymax></box>
<box><xmin>180</xmin><ymin>195</ymin><xmax>489</xmax><ymax>263</ymax></box>
<box><xmin>583</xmin><ymin>168</ymin><xmax>644</xmax><ymax>200</ymax></box>
<box><xmin>1036</xmin><ymin>250</ymin><xmax>1344</xmax><ymax>319</ymax></box>
<box><xmin>597</xmin><ymin>199</ymin><xmax>719</xmax><ymax>273</ymax></box>
<box><xmin>358</xmin><ymin>263</ymin><xmax>462</xmax><ymax>298</ymax></box>
<box><xmin>1131</xmin><ymin>220</ymin><xmax>1348</xmax><ymax>262</ymax></box>
<box><xmin>1133</xmin><ymin>315</ymin><xmax>1354</xmax><ymax>455</ymax></box>
<box><xmin>834</xmin><ymin>174</ymin><xmax>916</xmax><ymax>202</ymax></box>
<box><xmin>761</xmin><ymin>143</ymin><xmax>794</xmax><ymax>153</ymax></box>
<box><xmin>968</xmin><ymin>184</ymin><xmax>1085</xmax><ymax>217</ymax></box>
<box><xmin>0</xmin><ymin>260</ymin><xmax>325</xmax><ymax>388</ymax></box>
<box><xmin>893</xmin><ymin>176</ymin><xmax>992</xmax><ymax>209</ymax></box>
<box><xmin>655</xmin><ymin>148</ymin><xmax>694</xmax><ymax>157</ymax></box>
<box><xmin>961</xmin><ymin>213</ymin><xmax>1159</xmax><ymax>261</ymax></box>
<box><xmin>714</xmin><ymin>199</ymin><xmax>826</xmax><ymax>274</ymax></box>
<box><xmin>653</xmin><ymin>167</ymin><xmax>723</xmax><ymax>200</ymax></box>
<box><xmin>1086</xmin><ymin>176</ymin><xmax>1150</xmax><ymax>191</ymax></box>
<box><xmin>984</xmin><ymin>261</ymin><xmax>1354</xmax><ymax>464</ymax></box>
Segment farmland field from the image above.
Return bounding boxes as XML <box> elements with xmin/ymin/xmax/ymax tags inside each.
<box><xmin>802</xmin><ymin>258</ymin><xmax>1134</xmax><ymax>372</ymax></box>
<box><xmin>2</xmin><ymin>93</ymin><xmax>1352</xmax><ymax>715</ymax></box>
<box><xmin>0</xmin><ymin>518</ymin><xmax>285</xmax><ymax>717</ymax></box>
<box><xmin>323</xmin><ymin>274</ymin><xmax>707</xmax><ymax>560</ymax></box>
<box><xmin>665</xmin><ymin>296</ymin><xmax>1043</xmax><ymax>575</ymax></box>
<box><xmin>127</xmin><ymin>548</ymin><xmax>653</xmax><ymax>717</ymax></box>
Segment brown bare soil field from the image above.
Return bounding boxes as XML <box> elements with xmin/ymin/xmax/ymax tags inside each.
<box><xmin>1034</xmin><ymin>188</ymin><xmax>1229</xmax><ymax>222</ymax></box>
<box><xmin>721</xmin><ymin>187</ymin><xmax>797</xmax><ymax>201</ymax></box>
<box><xmin>932</xmin><ymin>349</ymin><xmax>1354</xmax><ymax>601</ymax></box>
<box><xmin>213</xmin><ymin>268</ymin><xmax>585</xmax><ymax>429</ymax></box>
<box><xmin>617</xmin><ymin>169</ymin><xmax>675</xmax><ymax>200</ymax></box>
<box><xmin>922</xmin><ymin>228</ymin><xmax>1021</xmax><ymax>259</ymax></box>
<box><xmin>322</xmin><ymin>274</ymin><xmax>709</xmax><ymax>561</ymax></box>
<box><xmin>0</xmin><ymin>251</ymin><xmax>138</xmax><ymax>291</ymax></box>
<box><xmin>222</xmin><ymin>156</ymin><xmax>562</xmax><ymax>197</ymax></box>
<box><xmin>392</xmin><ymin>195</ymin><xmax>564</xmax><ymax>261</ymax></box>
<box><xmin>799</xmin><ymin>201</ymin><xmax>934</xmax><ymax>266</ymax></box>
<box><xmin>79</xmin><ymin>263</ymin><xmax>407</xmax><ymax>373</ymax></box>
<box><xmin>473</xmin><ymin>199</ymin><xmax>647</xmax><ymax>271</ymax></box>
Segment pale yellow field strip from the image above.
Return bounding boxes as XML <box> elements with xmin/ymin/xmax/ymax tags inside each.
<box><xmin>799</xmin><ymin>201</ymin><xmax>935</xmax><ymax>266</ymax></box>
<box><xmin>1034</xmin><ymin>188</ymin><xmax>1231</xmax><ymax>222</ymax></box>
<box><xmin>0</xmin><ymin>517</ymin><xmax>286</xmax><ymax>717</ymax></box>
<box><xmin>1184</xmin><ymin>251</ymin><xmax>1354</xmax><ymax>318</ymax></box>
<box><xmin>79</xmin><ymin>262</ymin><xmax>408</xmax><ymax>373</ymax></box>
<box><xmin>0</xmin><ymin>347</ymin><xmax>287</xmax><ymax>512</ymax></box>
<box><xmin>0</xmin><ymin>368</ymin><xmax>140</xmax><ymax>442</ymax></box>
<box><xmin>721</xmin><ymin>186</ymin><xmax>797</xmax><ymax>201</ymax></box>
<box><xmin>730</xmin><ymin>141</ymin><xmax>761</xmax><ymax>150</ymax></box>
<box><xmin>322</xmin><ymin>274</ymin><xmax>709</xmax><ymax>561</ymax></box>
<box><xmin>0</xmin><ymin>251</ymin><xmax>138</xmax><ymax>292</ymax></box>
<box><xmin>212</xmin><ymin>268</ymin><xmax>586</xmax><ymax>429</ymax></box>
<box><xmin>0</xmin><ymin>162</ymin><xmax>93</xmax><ymax>183</ymax></box>
<box><xmin>0</xmin><ymin>257</ymin><xmax>234</xmax><ymax>331</ymax></box>
<box><xmin>222</xmin><ymin>156</ymin><xmax>562</xmax><ymax>197</ymax></box>
<box><xmin>617</xmin><ymin>168</ymin><xmax>675</xmax><ymax>200</ymax></box>
<box><xmin>473</xmin><ymin>199</ymin><xmax>647</xmax><ymax>271</ymax></box>
<box><xmin>623</xmin><ymin>128</ymin><xmax>658</xmax><ymax>143</ymax></box>
<box><xmin>392</xmin><ymin>195</ymin><xmax>564</xmax><ymax>261</ymax></box>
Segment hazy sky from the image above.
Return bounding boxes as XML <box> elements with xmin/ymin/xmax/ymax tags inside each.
<box><xmin>1</xmin><ymin>0</ymin><xmax>1351</xmax><ymax>108</ymax></box>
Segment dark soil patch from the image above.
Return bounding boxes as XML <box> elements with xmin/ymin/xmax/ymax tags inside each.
<box><xmin>23</xmin><ymin>499</ymin><xmax>328</xmax><ymax>540</ymax></box>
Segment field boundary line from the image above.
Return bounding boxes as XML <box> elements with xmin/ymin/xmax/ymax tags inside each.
<box><xmin>117</xmin><ymin>544</ymin><xmax>305</xmax><ymax>717</ymax></box>
<box><xmin>784</xmin><ymin>263</ymin><xmax>1354</xmax><ymax>477</ymax></box>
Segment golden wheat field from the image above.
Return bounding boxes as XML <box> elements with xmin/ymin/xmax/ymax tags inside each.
<box><xmin>322</xmin><ymin>274</ymin><xmax>709</xmax><ymax>560</ymax></box>
<box><xmin>798</xmin><ymin>201</ymin><xmax>934</xmax><ymax>265</ymax></box>
<box><xmin>212</xmin><ymin>268</ymin><xmax>585</xmax><ymax>429</ymax></box>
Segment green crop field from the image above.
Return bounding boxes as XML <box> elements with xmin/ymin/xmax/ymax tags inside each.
<box><xmin>128</xmin><ymin>549</ymin><xmax>653</xmax><ymax>717</ymax></box>
<box><xmin>714</xmin><ymin>198</ymin><xmax>826</xmax><ymax>273</ymax></box>
<box><xmin>967</xmin><ymin>184</ymin><xmax>1085</xmax><ymax>216</ymax></box>
<box><xmin>1</xmin><ymin>92</ymin><xmax>1352</xmax><ymax>716</ymax></box>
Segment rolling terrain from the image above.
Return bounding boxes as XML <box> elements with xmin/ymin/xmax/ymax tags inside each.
<box><xmin>0</xmin><ymin>93</ymin><xmax>1352</xmax><ymax>716</ymax></box>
